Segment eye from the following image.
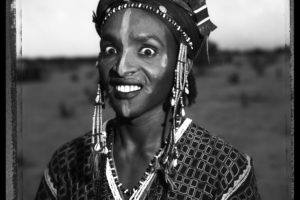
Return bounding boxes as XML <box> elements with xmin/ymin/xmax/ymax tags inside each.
<box><xmin>102</xmin><ymin>46</ymin><xmax>117</xmax><ymax>56</ymax></box>
<box><xmin>139</xmin><ymin>47</ymin><xmax>157</xmax><ymax>57</ymax></box>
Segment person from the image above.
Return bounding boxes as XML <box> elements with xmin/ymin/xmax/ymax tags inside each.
<box><xmin>35</xmin><ymin>0</ymin><xmax>260</xmax><ymax>199</ymax></box>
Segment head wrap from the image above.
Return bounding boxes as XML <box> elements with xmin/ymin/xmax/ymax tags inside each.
<box><xmin>93</xmin><ymin>0</ymin><xmax>216</xmax><ymax>59</ymax></box>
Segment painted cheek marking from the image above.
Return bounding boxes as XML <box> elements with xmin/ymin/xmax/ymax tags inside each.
<box><xmin>161</xmin><ymin>54</ymin><xmax>168</xmax><ymax>68</ymax></box>
<box><xmin>144</xmin><ymin>86</ymin><xmax>153</xmax><ymax>94</ymax></box>
<box><xmin>121</xmin><ymin>101</ymin><xmax>130</xmax><ymax>117</ymax></box>
<box><xmin>119</xmin><ymin>9</ymin><xmax>132</xmax><ymax>69</ymax></box>
<box><xmin>144</xmin><ymin>54</ymin><xmax>168</xmax><ymax>94</ymax></box>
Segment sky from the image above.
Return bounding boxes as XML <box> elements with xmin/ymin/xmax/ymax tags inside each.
<box><xmin>18</xmin><ymin>0</ymin><xmax>290</xmax><ymax>58</ymax></box>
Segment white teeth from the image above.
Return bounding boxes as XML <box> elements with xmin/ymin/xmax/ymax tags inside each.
<box><xmin>116</xmin><ymin>85</ymin><xmax>141</xmax><ymax>93</ymax></box>
<box><xmin>125</xmin><ymin>85</ymin><xmax>129</xmax><ymax>92</ymax></box>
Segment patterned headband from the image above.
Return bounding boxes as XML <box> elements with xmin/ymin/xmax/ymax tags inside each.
<box><xmin>93</xmin><ymin>0</ymin><xmax>217</xmax><ymax>57</ymax></box>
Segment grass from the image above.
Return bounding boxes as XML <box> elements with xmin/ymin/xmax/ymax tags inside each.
<box><xmin>19</xmin><ymin>53</ymin><xmax>292</xmax><ymax>200</ymax></box>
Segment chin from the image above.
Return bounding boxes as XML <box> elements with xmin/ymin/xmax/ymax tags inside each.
<box><xmin>109</xmin><ymin>99</ymin><xmax>136</xmax><ymax>119</ymax></box>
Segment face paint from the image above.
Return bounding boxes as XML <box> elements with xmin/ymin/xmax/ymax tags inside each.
<box><xmin>99</xmin><ymin>8</ymin><xmax>178</xmax><ymax>119</ymax></box>
<box><xmin>121</xmin><ymin>101</ymin><xmax>130</xmax><ymax>117</ymax></box>
<box><xmin>161</xmin><ymin>54</ymin><xmax>168</xmax><ymax>68</ymax></box>
<box><xmin>118</xmin><ymin>9</ymin><xmax>132</xmax><ymax>71</ymax></box>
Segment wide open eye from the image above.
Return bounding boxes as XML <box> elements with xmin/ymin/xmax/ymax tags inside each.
<box><xmin>139</xmin><ymin>47</ymin><xmax>157</xmax><ymax>57</ymax></box>
<box><xmin>103</xmin><ymin>46</ymin><xmax>117</xmax><ymax>56</ymax></box>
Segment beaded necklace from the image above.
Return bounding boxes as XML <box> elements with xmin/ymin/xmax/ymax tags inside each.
<box><xmin>104</xmin><ymin>118</ymin><xmax>193</xmax><ymax>200</ymax></box>
<box><xmin>106</xmin><ymin>121</ymin><xmax>166</xmax><ymax>199</ymax></box>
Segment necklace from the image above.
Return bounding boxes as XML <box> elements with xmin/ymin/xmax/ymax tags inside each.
<box><xmin>106</xmin><ymin>123</ymin><xmax>165</xmax><ymax>198</ymax></box>
<box><xmin>104</xmin><ymin>118</ymin><xmax>193</xmax><ymax>200</ymax></box>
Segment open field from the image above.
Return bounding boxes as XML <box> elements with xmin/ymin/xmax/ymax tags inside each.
<box><xmin>18</xmin><ymin>52</ymin><xmax>292</xmax><ymax>200</ymax></box>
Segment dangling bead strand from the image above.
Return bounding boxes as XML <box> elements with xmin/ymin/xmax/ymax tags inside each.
<box><xmin>94</xmin><ymin>83</ymin><xmax>102</xmax><ymax>152</ymax></box>
<box><xmin>159</xmin><ymin>42</ymin><xmax>189</xmax><ymax>191</ymax></box>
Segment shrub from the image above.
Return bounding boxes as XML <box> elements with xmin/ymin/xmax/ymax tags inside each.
<box><xmin>227</xmin><ymin>72</ymin><xmax>240</xmax><ymax>85</ymax></box>
<box><xmin>58</xmin><ymin>101</ymin><xmax>75</xmax><ymax>118</ymax></box>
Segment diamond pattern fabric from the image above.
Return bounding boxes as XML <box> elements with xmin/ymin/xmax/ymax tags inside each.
<box><xmin>35</xmin><ymin>122</ymin><xmax>260</xmax><ymax>200</ymax></box>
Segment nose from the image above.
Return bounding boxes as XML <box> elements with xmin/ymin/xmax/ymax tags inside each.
<box><xmin>114</xmin><ymin>49</ymin><xmax>137</xmax><ymax>77</ymax></box>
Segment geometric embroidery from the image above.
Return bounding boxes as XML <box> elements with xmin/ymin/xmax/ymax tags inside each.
<box><xmin>220</xmin><ymin>155</ymin><xmax>252</xmax><ymax>200</ymax></box>
<box><xmin>35</xmin><ymin>121</ymin><xmax>260</xmax><ymax>200</ymax></box>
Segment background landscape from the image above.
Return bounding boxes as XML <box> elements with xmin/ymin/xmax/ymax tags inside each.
<box><xmin>17</xmin><ymin>45</ymin><xmax>292</xmax><ymax>200</ymax></box>
<box><xmin>16</xmin><ymin>0</ymin><xmax>291</xmax><ymax>199</ymax></box>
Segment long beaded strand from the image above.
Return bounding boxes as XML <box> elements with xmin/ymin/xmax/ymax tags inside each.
<box><xmin>159</xmin><ymin>42</ymin><xmax>189</xmax><ymax>191</ymax></box>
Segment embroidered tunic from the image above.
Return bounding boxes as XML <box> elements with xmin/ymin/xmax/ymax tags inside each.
<box><xmin>35</xmin><ymin>120</ymin><xmax>260</xmax><ymax>200</ymax></box>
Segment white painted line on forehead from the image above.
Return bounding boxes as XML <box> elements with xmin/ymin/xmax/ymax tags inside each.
<box><xmin>119</xmin><ymin>9</ymin><xmax>132</xmax><ymax>68</ymax></box>
<box><xmin>120</xmin><ymin>8</ymin><xmax>132</xmax><ymax>38</ymax></box>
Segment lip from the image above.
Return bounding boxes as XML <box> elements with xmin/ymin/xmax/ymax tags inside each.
<box><xmin>110</xmin><ymin>77</ymin><xmax>144</xmax><ymax>86</ymax></box>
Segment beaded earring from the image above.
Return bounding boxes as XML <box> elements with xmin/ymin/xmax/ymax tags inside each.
<box><xmin>171</xmin><ymin>42</ymin><xmax>190</xmax><ymax>132</ymax></box>
<box><xmin>160</xmin><ymin>42</ymin><xmax>191</xmax><ymax>190</ymax></box>
<box><xmin>90</xmin><ymin>61</ymin><xmax>107</xmax><ymax>180</ymax></box>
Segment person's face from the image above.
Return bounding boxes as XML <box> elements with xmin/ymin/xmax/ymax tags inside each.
<box><xmin>98</xmin><ymin>8</ymin><xmax>178</xmax><ymax>118</ymax></box>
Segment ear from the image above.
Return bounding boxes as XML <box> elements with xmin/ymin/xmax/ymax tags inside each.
<box><xmin>96</xmin><ymin>52</ymin><xmax>103</xmax><ymax>70</ymax></box>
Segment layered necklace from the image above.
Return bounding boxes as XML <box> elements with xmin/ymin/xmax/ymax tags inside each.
<box><xmin>104</xmin><ymin>118</ymin><xmax>192</xmax><ymax>200</ymax></box>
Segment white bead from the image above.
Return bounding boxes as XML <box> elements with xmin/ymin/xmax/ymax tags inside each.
<box><xmin>95</xmin><ymin>95</ymin><xmax>100</xmax><ymax>103</ymax></box>
<box><xmin>171</xmin><ymin>98</ymin><xmax>175</xmax><ymax>106</ymax></box>
<box><xmin>103</xmin><ymin>147</ymin><xmax>108</xmax><ymax>154</ymax></box>
<box><xmin>158</xmin><ymin>5</ymin><xmax>167</xmax><ymax>13</ymax></box>
<box><xmin>185</xmin><ymin>87</ymin><xmax>189</xmax><ymax>94</ymax></box>
<box><xmin>94</xmin><ymin>143</ymin><xmax>101</xmax><ymax>151</ymax></box>
<box><xmin>173</xmin><ymin>159</ymin><xmax>178</xmax><ymax>167</ymax></box>
<box><xmin>181</xmin><ymin>108</ymin><xmax>185</xmax><ymax>116</ymax></box>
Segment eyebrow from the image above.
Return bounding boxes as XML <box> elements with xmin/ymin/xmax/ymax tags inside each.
<box><xmin>100</xmin><ymin>32</ymin><xmax>119</xmax><ymax>44</ymax></box>
<box><xmin>133</xmin><ymin>34</ymin><xmax>165</xmax><ymax>47</ymax></box>
<box><xmin>100</xmin><ymin>32</ymin><xmax>165</xmax><ymax>48</ymax></box>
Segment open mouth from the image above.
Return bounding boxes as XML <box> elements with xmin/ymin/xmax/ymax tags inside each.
<box><xmin>115</xmin><ymin>85</ymin><xmax>142</xmax><ymax>93</ymax></box>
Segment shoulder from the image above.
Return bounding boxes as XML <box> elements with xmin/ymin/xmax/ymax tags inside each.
<box><xmin>50</xmin><ymin>131</ymin><xmax>92</xmax><ymax>162</ymax></box>
<box><xmin>178</xmin><ymin>121</ymin><xmax>250</xmax><ymax>164</ymax></box>
<box><xmin>174</xmin><ymin>121</ymin><xmax>256</xmax><ymax>199</ymax></box>
<box><xmin>180</xmin><ymin>121</ymin><xmax>250</xmax><ymax>165</ymax></box>
<box><xmin>47</xmin><ymin>132</ymin><xmax>93</xmax><ymax>180</ymax></box>
<box><xmin>47</xmin><ymin>118</ymin><xmax>114</xmax><ymax>174</ymax></box>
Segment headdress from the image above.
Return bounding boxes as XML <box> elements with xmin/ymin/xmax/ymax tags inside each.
<box><xmin>91</xmin><ymin>0</ymin><xmax>216</xmax><ymax>199</ymax></box>
<box><xmin>93</xmin><ymin>0</ymin><xmax>216</xmax><ymax>59</ymax></box>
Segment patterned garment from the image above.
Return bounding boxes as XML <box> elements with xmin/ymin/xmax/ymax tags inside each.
<box><xmin>35</xmin><ymin>120</ymin><xmax>260</xmax><ymax>200</ymax></box>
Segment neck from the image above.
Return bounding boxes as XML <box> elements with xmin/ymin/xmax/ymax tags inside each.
<box><xmin>114</xmin><ymin>105</ymin><xmax>171</xmax><ymax>153</ymax></box>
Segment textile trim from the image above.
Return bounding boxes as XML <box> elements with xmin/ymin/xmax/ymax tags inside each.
<box><xmin>220</xmin><ymin>154</ymin><xmax>252</xmax><ymax>200</ymax></box>
<box><xmin>197</xmin><ymin>17</ymin><xmax>210</xmax><ymax>26</ymax></box>
<box><xmin>174</xmin><ymin>118</ymin><xmax>192</xmax><ymax>143</ymax></box>
<box><xmin>44</xmin><ymin>168</ymin><xmax>57</xmax><ymax>199</ymax></box>
<box><xmin>194</xmin><ymin>5</ymin><xmax>207</xmax><ymax>14</ymax></box>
